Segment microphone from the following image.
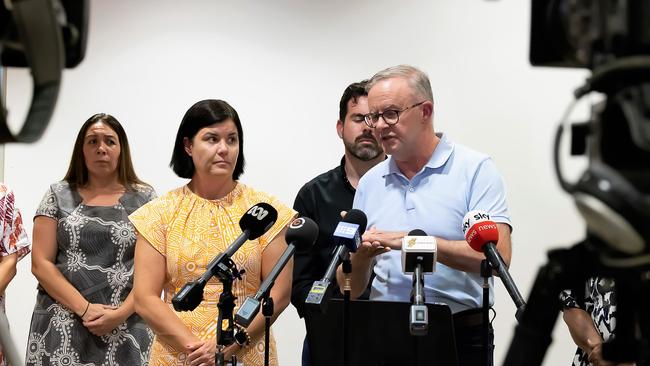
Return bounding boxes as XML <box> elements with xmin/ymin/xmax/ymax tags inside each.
<box><xmin>172</xmin><ymin>203</ymin><xmax>278</xmax><ymax>312</ymax></box>
<box><xmin>235</xmin><ymin>217</ymin><xmax>318</xmax><ymax>327</ymax></box>
<box><xmin>304</xmin><ymin>209</ymin><xmax>367</xmax><ymax>313</ymax></box>
<box><xmin>402</xmin><ymin>229</ymin><xmax>437</xmax><ymax>336</ymax></box>
<box><xmin>401</xmin><ymin>229</ymin><xmax>437</xmax><ymax>274</ymax></box>
<box><xmin>462</xmin><ymin>210</ymin><xmax>526</xmax><ymax>321</ymax></box>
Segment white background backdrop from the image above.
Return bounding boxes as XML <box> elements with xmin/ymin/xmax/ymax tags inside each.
<box><xmin>4</xmin><ymin>0</ymin><xmax>593</xmax><ymax>364</ymax></box>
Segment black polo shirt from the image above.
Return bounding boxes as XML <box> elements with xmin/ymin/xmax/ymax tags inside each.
<box><xmin>291</xmin><ymin>157</ymin><xmax>372</xmax><ymax>318</ymax></box>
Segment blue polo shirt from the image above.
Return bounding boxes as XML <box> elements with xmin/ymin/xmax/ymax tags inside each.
<box><xmin>353</xmin><ymin>133</ymin><xmax>512</xmax><ymax>313</ymax></box>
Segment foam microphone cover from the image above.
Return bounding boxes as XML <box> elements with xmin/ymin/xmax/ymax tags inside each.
<box><xmin>342</xmin><ymin>209</ymin><xmax>368</xmax><ymax>234</ymax></box>
<box><xmin>462</xmin><ymin>210</ymin><xmax>499</xmax><ymax>252</ymax></box>
<box><xmin>239</xmin><ymin>202</ymin><xmax>278</xmax><ymax>239</ymax></box>
<box><xmin>285</xmin><ymin>217</ymin><xmax>319</xmax><ymax>251</ymax></box>
<box><xmin>408</xmin><ymin>229</ymin><xmax>427</xmax><ymax>236</ymax></box>
<box><xmin>465</xmin><ymin>222</ymin><xmax>500</xmax><ymax>252</ymax></box>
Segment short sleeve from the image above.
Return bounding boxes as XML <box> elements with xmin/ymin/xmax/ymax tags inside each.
<box><xmin>35</xmin><ymin>185</ymin><xmax>59</xmax><ymax>219</ymax></box>
<box><xmin>0</xmin><ymin>185</ymin><xmax>30</xmax><ymax>259</ymax></box>
<box><xmin>292</xmin><ymin>185</ymin><xmax>312</xmax><ymax>218</ymax></box>
<box><xmin>468</xmin><ymin>158</ymin><xmax>511</xmax><ymax>228</ymax></box>
<box><xmin>129</xmin><ymin>196</ymin><xmax>168</xmax><ymax>256</ymax></box>
<box><xmin>258</xmin><ymin>194</ymin><xmax>297</xmax><ymax>252</ymax></box>
<box><xmin>560</xmin><ymin>289</ymin><xmax>581</xmax><ymax>310</ymax></box>
<box><xmin>143</xmin><ymin>185</ymin><xmax>158</xmax><ymax>202</ymax></box>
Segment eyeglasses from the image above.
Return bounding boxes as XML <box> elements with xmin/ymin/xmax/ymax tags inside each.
<box><xmin>363</xmin><ymin>101</ymin><xmax>426</xmax><ymax>128</ymax></box>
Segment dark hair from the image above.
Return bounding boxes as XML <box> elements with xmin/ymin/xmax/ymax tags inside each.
<box><xmin>170</xmin><ymin>99</ymin><xmax>245</xmax><ymax>180</ymax></box>
<box><xmin>64</xmin><ymin>113</ymin><xmax>146</xmax><ymax>189</ymax></box>
<box><xmin>339</xmin><ymin>80</ymin><xmax>369</xmax><ymax>122</ymax></box>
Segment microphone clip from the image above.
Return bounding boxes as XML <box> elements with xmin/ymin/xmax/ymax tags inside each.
<box><xmin>212</xmin><ymin>255</ymin><xmax>245</xmax><ymax>283</ymax></box>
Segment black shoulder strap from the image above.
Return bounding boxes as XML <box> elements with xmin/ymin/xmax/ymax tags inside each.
<box><xmin>0</xmin><ymin>0</ymin><xmax>63</xmax><ymax>143</ymax></box>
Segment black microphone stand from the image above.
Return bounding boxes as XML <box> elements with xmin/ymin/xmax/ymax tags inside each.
<box><xmin>480</xmin><ymin>243</ymin><xmax>526</xmax><ymax>322</ymax></box>
<box><xmin>341</xmin><ymin>252</ymin><xmax>352</xmax><ymax>366</ymax></box>
<box><xmin>261</xmin><ymin>295</ymin><xmax>273</xmax><ymax>366</ymax></box>
<box><xmin>409</xmin><ymin>258</ymin><xmax>428</xmax><ymax>337</ymax></box>
<box><xmin>480</xmin><ymin>260</ymin><xmax>492</xmax><ymax>366</ymax></box>
<box><xmin>214</xmin><ymin>257</ymin><xmax>245</xmax><ymax>366</ymax></box>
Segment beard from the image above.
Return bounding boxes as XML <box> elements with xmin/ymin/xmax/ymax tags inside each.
<box><xmin>345</xmin><ymin>134</ymin><xmax>383</xmax><ymax>161</ymax></box>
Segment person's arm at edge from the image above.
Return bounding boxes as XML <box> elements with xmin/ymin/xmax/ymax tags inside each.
<box><xmin>0</xmin><ymin>253</ymin><xmax>18</xmax><ymax>294</ymax></box>
<box><xmin>563</xmin><ymin>307</ymin><xmax>603</xmax><ymax>356</ymax></box>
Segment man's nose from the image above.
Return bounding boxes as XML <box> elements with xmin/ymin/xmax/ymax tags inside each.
<box><xmin>374</xmin><ymin>113</ymin><xmax>391</xmax><ymax>130</ymax></box>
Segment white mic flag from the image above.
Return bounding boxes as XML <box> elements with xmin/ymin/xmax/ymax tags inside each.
<box><xmin>401</xmin><ymin>232</ymin><xmax>437</xmax><ymax>274</ymax></box>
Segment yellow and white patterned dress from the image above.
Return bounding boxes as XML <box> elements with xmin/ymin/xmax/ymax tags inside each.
<box><xmin>129</xmin><ymin>183</ymin><xmax>296</xmax><ymax>366</ymax></box>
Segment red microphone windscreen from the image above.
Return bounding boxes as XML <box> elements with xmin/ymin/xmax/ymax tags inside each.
<box><xmin>465</xmin><ymin>220</ymin><xmax>499</xmax><ymax>252</ymax></box>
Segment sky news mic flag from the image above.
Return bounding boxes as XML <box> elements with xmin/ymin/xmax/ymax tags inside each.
<box><xmin>462</xmin><ymin>210</ymin><xmax>526</xmax><ymax>321</ymax></box>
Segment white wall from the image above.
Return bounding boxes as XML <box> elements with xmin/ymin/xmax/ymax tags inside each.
<box><xmin>4</xmin><ymin>0</ymin><xmax>591</xmax><ymax>364</ymax></box>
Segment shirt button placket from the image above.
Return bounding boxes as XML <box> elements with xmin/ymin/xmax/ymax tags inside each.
<box><xmin>405</xmin><ymin>183</ymin><xmax>416</xmax><ymax>211</ymax></box>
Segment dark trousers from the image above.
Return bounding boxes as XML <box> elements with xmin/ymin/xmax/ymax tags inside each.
<box><xmin>453</xmin><ymin>308</ymin><xmax>494</xmax><ymax>366</ymax></box>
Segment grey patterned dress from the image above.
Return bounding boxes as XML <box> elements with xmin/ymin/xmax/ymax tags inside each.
<box><xmin>26</xmin><ymin>181</ymin><xmax>156</xmax><ymax>366</ymax></box>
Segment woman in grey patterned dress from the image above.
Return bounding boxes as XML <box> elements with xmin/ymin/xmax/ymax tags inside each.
<box><xmin>27</xmin><ymin>114</ymin><xmax>155</xmax><ymax>365</ymax></box>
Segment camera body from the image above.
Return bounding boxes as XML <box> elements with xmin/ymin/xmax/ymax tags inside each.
<box><xmin>0</xmin><ymin>0</ymin><xmax>89</xmax><ymax>143</ymax></box>
<box><xmin>532</xmin><ymin>0</ymin><xmax>650</xmax><ymax>260</ymax></box>
<box><xmin>530</xmin><ymin>0</ymin><xmax>650</xmax><ymax>69</ymax></box>
<box><xmin>1</xmin><ymin>0</ymin><xmax>88</xmax><ymax>68</ymax></box>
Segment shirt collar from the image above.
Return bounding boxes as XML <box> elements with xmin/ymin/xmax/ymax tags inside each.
<box><xmin>383</xmin><ymin>133</ymin><xmax>455</xmax><ymax>177</ymax></box>
<box><xmin>338</xmin><ymin>156</ymin><xmax>356</xmax><ymax>193</ymax></box>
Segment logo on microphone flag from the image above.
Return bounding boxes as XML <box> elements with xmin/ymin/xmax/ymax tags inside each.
<box><xmin>407</xmin><ymin>237</ymin><xmax>417</xmax><ymax>248</ymax></box>
<box><xmin>289</xmin><ymin>217</ymin><xmax>306</xmax><ymax>229</ymax></box>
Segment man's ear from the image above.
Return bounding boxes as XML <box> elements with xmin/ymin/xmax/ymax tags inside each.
<box><xmin>336</xmin><ymin>119</ymin><xmax>344</xmax><ymax>139</ymax></box>
<box><xmin>421</xmin><ymin>100</ymin><xmax>434</xmax><ymax>121</ymax></box>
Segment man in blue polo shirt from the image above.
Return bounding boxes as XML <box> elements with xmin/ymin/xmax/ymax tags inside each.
<box><xmin>339</xmin><ymin>65</ymin><xmax>513</xmax><ymax>366</ymax></box>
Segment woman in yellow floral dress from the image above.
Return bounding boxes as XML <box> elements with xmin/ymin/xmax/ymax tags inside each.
<box><xmin>131</xmin><ymin>99</ymin><xmax>296</xmax><ymax>366</ymax></box>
